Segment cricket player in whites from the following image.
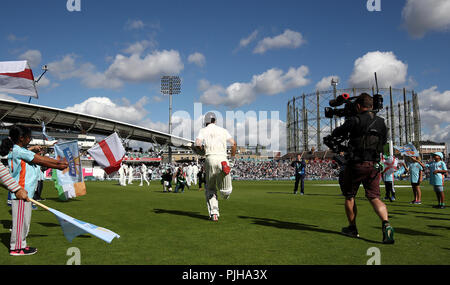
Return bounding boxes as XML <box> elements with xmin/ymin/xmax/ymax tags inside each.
<box><xmin>194</xmin><ymin>112</ymin><xmax>237</xmax><ymax>222</ymax></box>
<box><xmin>128</xmin><ymin>165</ymin><xmax>134</xmax><ymax>185</ymax></box>
<box><xmin>118</xmin><ymin>163</ymin><xmax>126</xmax><ymax>186</ymax></box>
<box><xmin>139</xmin><ymin>163</ymin><xmax>150</xmax><ymax>186</ymax></box>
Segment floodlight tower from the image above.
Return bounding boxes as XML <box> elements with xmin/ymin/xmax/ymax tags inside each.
<box><xmin>161</xmin><ymin>75</ymin><xmax>181</xmax><ymax>163</ymax></box>
<box><xmin>331</xmin><ymin>78</ymin><xmax>339</xmax><ymax>128</ymax></box>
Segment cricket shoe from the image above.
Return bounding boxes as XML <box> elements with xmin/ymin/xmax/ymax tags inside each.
<box><xmin>221</xmin><ymin>161</ymin><xmax>231</xmax><ymax>175</ymax></box>
<box><xmin>211</xmin><ymin>214</ymin><xmax>219</xmax><ymax>222</ymax></box>
<box><xmin>10</xmin><ymin>247</ymin><xmax>37</xmax><ymax>256</ymax></box>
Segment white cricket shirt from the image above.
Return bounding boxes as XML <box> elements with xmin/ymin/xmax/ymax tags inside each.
<box><xmin>196</xmin><ymin>124</ymin><xmax>232</xmax><ymax>156</ymax></box>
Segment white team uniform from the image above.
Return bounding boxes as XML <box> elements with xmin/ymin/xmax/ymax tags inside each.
<box><xmin>128</xmin><ymin>166</ymin><xmax>134</xmax><ymax>184</ymax></box>
<box><xmin>186</xmin><ymin>165</ymin><xmax>193</xmax><ymax>187</ymax></box>
<box><xmin>196</xmin><ymin>123</ymin><xmax>233</xmax><ymax>218</ymax></box>
<box><xmin>118</xmin><ymin>164</ymin><xmax>126</xmax><ymax>186</ymax></box>
<box><xmin>192</xmin><ymin>164</ymin><xmax>199</xmax><ymax>185</ymax></box>
<box><xmin>140</xmin><ymin>164</ymin><xmax>150</xmax><ymax>186</ymax></box>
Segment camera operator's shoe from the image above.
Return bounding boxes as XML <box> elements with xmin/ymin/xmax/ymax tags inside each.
<box><xmin>382</xmin><ymin>223</ymin><xmax>395</xmax><ymax>244</ymax></box>
<box><xmin>341</xmin><ymin>226</ymin><xmax>359</xmax><ymax>238</ymax></box>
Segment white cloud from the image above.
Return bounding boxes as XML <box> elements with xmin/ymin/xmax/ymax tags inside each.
<box><xmin>199</xmin><ymin>66</ymin><xmax>310</xmax><ymax>108</ymax></box>
<box><xmin>47</xmin><ymin>49</ymin><xmax>183</xmax><ymax>89</ymax></box>
<box><xmin>36</xmin><ymin>76</ymin><xmax>51</xmax><ymax>88</ymax></box>
<box><xmin>105</xmin><ymin>49</ymin><xmax>184</xmax><ymax>83</ymax></box>
<box><xmin>19</xmin><ymin>50</ymin><xmax>42</xmax><ymax>69</ymax></box>
<box><xmin>123</xmin><ymin>40</ymin><xmax>155</xmax><ymax>55</ymax></box>
<box><xmin>47</xmin><ymin>54</ymin><xmax>80</xmax><ymax>80</ymax></box>
<box><xmin>152</xmin><ymin>95</ymin><xmax>164</xmax><ymax>102</ymax></box>
<box><xmin>253</xmin><ymin>66</ymin><xmax>310</xmax><ymax>95</ymax></box>
<box><xmin>419</xmin><ymin>86</ymin><xmax>450</xmax><ymax>115</ymax></box>
<box><xmin>65</xmin><ymin>97</ymin><xmax>149</xmax><ymax>125</ymax></box>
<box><xmin>315</xmin><ymin>76</ymin><xmax>340</xmax><ymax>91</ymax></box>
<box><xmin>418</xmin><ymin>86</ymin><xmax>450</xmax><ymax>145</ymax></box>
<box><xmin>253</xmin><ymin>29</ymin><xmax>305</xmax><ymax>54</ymax></box>
<box><xmin>188</xmin><ymin>52</ymin><xmax>206</xmax><ymax>67</ymax></box>
<box><xmin>125</xmin><ymin>19</ymin><xmax>145</xmax><ymax>30</ymax></box>
<box><xmin>239</xmin><ymin>30</ymin><xmax>259</xmax><ymax>48</ymax></box>
<box><xmin>349</xmin><ymin>51</ymin><xmax>408</xmax><ymax>88</ymax></box>
<box><xmin>47</xmin><ymin>54</ymin><xmax>123</xmax><ymax>89</ymax></box>
<box><xmin>81</xmin><ymin>71</ymin><xmax>123</xmax><ymax>89</ymax></box>
<box><xmin>402</xmin><ymin>0</ymin><xmax>450</xmax><ymax>39</ymax></box>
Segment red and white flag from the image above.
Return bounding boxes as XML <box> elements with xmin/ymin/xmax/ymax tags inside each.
<box><xmin>0</xmin><ymin>60</ymin><xmax>38</xmax><ymax>98</ymax></box>
<box><xmin>87</xmin><ymin>133</ymin><xmax>125</xmax><ymax>174</ymax></box>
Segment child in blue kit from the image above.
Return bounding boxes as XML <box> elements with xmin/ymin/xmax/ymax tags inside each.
<box><xmin>416</xmin><ymin>152</ymin><xmax>447</xmax><ymax>209</ymax></box>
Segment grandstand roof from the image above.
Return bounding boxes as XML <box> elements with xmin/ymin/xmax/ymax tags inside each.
<box><xmin>0</xmin><ymin>98</ymin><xmax>193</xmax><ymax>148</ymax></box>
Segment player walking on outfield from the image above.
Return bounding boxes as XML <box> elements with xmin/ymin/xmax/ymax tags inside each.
<box><xmin>186</xmin><ymin>164</ymin><xmax>193</xmax><ymax>187</ymax></box>
<box><xmin>291</xmin><ymin>154</ymin><xmax>306</xmax><ymax>195</ymax></box>
<box><xmin>194</xmin><ymin>112</ymin><xmax>237</xmax><ymax>221</ymax></box>
<box><xmin>128</xmin><ymin>165</ymin><xmax>134</xmax><ymax>184</ymax></box>
<box><xmin>118</xmin><ymin>163</ymin><xmax>126</xmax><ymax>186</ymax></box>
<box><xmin>192</xmin><ymin>163</ymin><xmax>199</xmax><ymax>186</ymax></box>
<box><xmin>139</xmin><ymin>163</ymin><xmax>150</xmax><ymax>186</ymax></box>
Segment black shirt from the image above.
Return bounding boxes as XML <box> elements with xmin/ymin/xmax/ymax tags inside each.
<box><xmin>331</xmin><ymin>111</ymin><xmax>387</xmax><ymax>162</ymax></box>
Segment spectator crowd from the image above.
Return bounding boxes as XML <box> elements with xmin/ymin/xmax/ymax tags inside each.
<box><xmin>144</xmin><ymin>159</ymin><xmax>340</xmax><ymax>181</ymax></box>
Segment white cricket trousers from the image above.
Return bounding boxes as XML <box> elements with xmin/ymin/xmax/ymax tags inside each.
<box><xmin>140</xmin><ymin>174</ymin><xmax>149</xmax><ymax>186</ymax></box>
<box><xmin>119</xmin><ymin>173</ymin><xmax>126</xmax><ymax>186</ymax></box>
<box><xmin>10</xmin><ymin>200</ymin><xmax>32</xmax><ymax>250</ymax></box>
<box><xmin>204</xmin><ymin>155</ymin><xmax>232</xmax><ymax>217</ymax></box>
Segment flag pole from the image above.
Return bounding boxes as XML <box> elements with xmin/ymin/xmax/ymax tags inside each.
<box><xmin>29</xmin><ymin>198</ymin><xmax>50</xmax><ymax>211</ymax></box>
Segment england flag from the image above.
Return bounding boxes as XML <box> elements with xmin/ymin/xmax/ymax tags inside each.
<box><xmin>0</xmin><ymin>60</ymin><xmax>38</xmax><ymax>98</ymax></box>
<box><xmin>87</xmin><ymin>132</ymin><xmax>125</xmax><ymax>174</ymax></box>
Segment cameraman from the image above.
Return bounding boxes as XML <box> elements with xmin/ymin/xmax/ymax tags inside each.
<box><xmin>330</xmin><ymin>93</ymin><xmax>394</xmax><ymax>244</ymax></box>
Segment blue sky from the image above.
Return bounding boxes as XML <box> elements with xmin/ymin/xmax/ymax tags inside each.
<box><xmin>1</xmin><ymin>0</ymin><xmax>450</xmax><ymax>150</ymax></box>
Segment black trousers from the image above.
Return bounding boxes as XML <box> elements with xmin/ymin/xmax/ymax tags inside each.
<box><xmin>384</xmin><ymin>181</ymin><xmax>395</xmax><ymax>198</ymax></box>
<box><xmin>338</xmin><ymin>169</ymin><xmax>345</xmax><ymax>191</ymax></box>
<box><xmin>199</xmin><ymin>178</ymin><xmax>206</xmax><ymax>189</ymax></box>
<box><xmin>33</xmin><ymin>180</ymin><xmax>44</xmax><ymax>200</ymax></box>
<box><xmin>294</xmin><ymin>174</ymin><xmax>305</xmax><ymax>194</ymax></box>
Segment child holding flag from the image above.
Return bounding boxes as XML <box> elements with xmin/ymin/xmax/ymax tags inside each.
<box><xmin>0</xmin><ymin>125</ymin><xmax>68</xmax><ymax>256</ymax></box>
<box><xmin>416</xmin><ymin>152</ymin><xmax>447</xmax><ymax>209</ymax></box>
<box><xmin>405</xmin><ymin>156</ymin><xmax>424</xmax><ymax>204</ymax></box>
<box><xmin>381</xmin><ymin>155</ymin><xmax>398</xmax><ymax>202</ymax></box>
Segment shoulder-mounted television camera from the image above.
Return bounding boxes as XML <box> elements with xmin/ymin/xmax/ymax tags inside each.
<box><xmin>324</xmin><ymin>93</ymin><xmax>383</xmax><ymax>119</ymax></box>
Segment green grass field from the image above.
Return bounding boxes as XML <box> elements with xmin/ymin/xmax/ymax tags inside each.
<box><xmin>0</xmin><ymin>179</ymin><xmax>449</xmax><ymax>265</ymax></box>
